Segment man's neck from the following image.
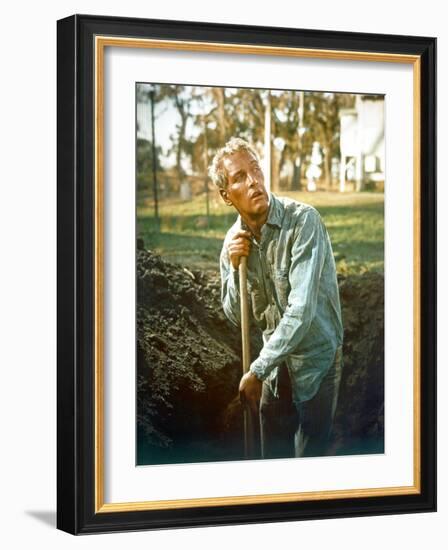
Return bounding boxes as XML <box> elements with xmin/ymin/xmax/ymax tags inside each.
<box><xmin>240</xmin><ymin>210</ymin><xmax>268</xmax><ymax>242</ymax></box>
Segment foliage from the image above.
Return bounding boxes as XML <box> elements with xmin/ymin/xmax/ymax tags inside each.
<box><xmin>136</xmin><ymin>138</ymin><xmax>164</xmax><ymax>191</ymax></box>
<box><xmin>136</xmin><ymin>84</ymin><xmax>358</xmax><ymax>197</ymax></box>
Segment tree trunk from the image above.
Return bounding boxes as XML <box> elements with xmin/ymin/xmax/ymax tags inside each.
<box><xmin>213</xmin><ymin>88</ymin><xmax>227</xmax><ymax>143</ymax></box>
<box><xmin>291</xmin><ymin>162</ymin><xmax>301</xmax><ymax>191</ymax></box>
<box><xmin>323</xmin><ymin>146</ymin><xmax>332</xmax><ymax>190</ymax></box>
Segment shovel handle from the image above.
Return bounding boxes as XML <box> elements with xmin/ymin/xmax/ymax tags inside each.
<box><xmin>239</xmin><ymin>256</ymin><xmax>257</xmax><ymax>458</ymax></box>
<box><xmin>238</xmin><ymin>256</ymin><xmax>251</xmax><ymax>374</ymax></box>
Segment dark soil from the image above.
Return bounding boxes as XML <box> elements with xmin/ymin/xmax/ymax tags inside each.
<box><xmin>332</xmin><ymin>273</ymin><xmax>384</xmax><ymax>455</ymax></box>
<box><xmin>137</xmin><ymin>245</ymin><xmax>384</xmax><ymax>465</ymax></box>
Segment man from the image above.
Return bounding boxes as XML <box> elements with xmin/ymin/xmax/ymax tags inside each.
<box><xmin>209</xmin><ymin>137</ymin><xmax>343</xmax><ymax>459</ymax></box>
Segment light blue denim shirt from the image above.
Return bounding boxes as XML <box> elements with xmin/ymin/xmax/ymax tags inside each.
<box><xmin>219</xmin><ymin>193</ymin><xmax>343</xmax><ymax>404</ymax></box>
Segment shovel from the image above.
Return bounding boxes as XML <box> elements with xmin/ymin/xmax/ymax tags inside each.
<box><xmin>239</xmin><ymin>256</ymin><xmax>257</xmax><ymax>458</ymax></box>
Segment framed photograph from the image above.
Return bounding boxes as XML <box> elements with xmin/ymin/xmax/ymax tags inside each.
<box><xmin>57</xmin><ymin>14</ymin><xmax>436</xmax><ymax>534</ymax></box>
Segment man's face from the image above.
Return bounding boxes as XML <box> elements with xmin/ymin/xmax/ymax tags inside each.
<box><xmin>220</xmin><ymin>149</ymin><xmax>269</xmax><ymax>219</ymax></box>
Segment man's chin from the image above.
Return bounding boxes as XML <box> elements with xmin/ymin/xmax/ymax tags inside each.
<box><xmin>251</xmin><ymin>200</ymin><xmax>269</xmax><ymax>215</ymax></box>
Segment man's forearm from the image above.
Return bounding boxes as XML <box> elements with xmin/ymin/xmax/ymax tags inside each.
<box><xmin>249</xmin><ymin>303</ymin><xmax>314</xmax><ymax>380</ymax></box>
<box><xmin>220</xmin><ymin>257</ymin><xmax>241</xmax><ymax>327</ymax></box>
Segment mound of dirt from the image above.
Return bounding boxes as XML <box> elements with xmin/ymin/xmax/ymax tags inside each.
<box><xmin>137</xmin><ymin>246</ymin><xmax>384</xmax><ymax>464</ymax></box>
<box><xmin>332</xmin><ymin>273</ymin><xmax>384</xmax><ymax>455</ymax></box>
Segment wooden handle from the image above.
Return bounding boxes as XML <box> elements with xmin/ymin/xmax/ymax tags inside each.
<box><xmin>239</xmin><ymin>256</ymin><xmax>251</xmax><ymax>374</ymax></box>
<box><xmin>239</xmin><ymin>256</ymin><xmax>257</xmax><ymax>458</ymax></box>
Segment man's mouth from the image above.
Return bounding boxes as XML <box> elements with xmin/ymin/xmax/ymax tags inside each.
<box><xmin>251</xmin><ymin>190</ymin><xmax>264</xmax><ymax>199</ymax></box>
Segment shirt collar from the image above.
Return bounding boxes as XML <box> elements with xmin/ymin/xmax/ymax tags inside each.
<box><xmin>265</xmin><ymin>192</ymin><xmax>284</xmax><ymax>228</ymax></box>
<box><xmin>238</xmin><ymin>192</ymin><xmax>284</xmax><ymax>233</ymax></box>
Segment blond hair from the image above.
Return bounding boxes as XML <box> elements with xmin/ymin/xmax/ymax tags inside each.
<box><xmin>208</xmin><ymin>137</ymin><xmax>260</xmax><ymax>190</ymax></box>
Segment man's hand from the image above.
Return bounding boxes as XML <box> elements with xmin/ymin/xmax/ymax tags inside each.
<box><xmin>228</xmin><ymin>230</ymin><xmax>252</xmax><ymax>270</ymax></box>
<box><xmin>239</xmin><ymin>371</ymin><xmax>262</xmax><ymax>414</ymax></box>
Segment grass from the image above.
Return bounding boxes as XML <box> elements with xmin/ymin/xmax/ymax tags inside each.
<box><xmin>137</xmin><ymin>191</ymin><xmax>384</xmax><ymax>275</ymax></box>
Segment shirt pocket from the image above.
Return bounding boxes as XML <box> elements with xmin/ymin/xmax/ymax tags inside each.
<box><xmin>274</xmin><ymin>268</ymin><xmax>290</xmax><ymax>310</ymax></box>
<box><xmin>248</xmin><ymin>281</ymin><xmax>266</xmax><ymax>322</ymax></box>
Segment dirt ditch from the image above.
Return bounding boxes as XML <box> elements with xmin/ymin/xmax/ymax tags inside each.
<box><xmin>137</xmin><ymin>245</ymin><xmax>384</xmax><ymax>465</ymax></box>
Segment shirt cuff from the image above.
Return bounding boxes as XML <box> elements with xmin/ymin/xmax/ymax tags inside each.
<box><xmin>249</xmin><ymin>358</ymin><xmax>270</xmax><ymax>381</ymax></box>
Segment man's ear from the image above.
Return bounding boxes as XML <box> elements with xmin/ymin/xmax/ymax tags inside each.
<box><xmin>219</xmin><ymin>188</ymin><xmax>233</xmax><ymax>206</ymax></box>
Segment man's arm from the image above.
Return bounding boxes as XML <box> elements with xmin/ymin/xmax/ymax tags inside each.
<box><xmin>220</xmin><ymin>229</ymin><xmax>252</xmax><ymax>327</ymax></box>
<box><xmin>220</xmin><ymin>241</ymin><xmax>242</xmax><ymax>327</ymax></box>
<box><xmin>249</xmin><ymin>207</ymin><xmax>327</xmax><ymax>381</ymax></box>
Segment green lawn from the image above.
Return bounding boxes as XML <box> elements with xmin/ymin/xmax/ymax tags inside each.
<box><xmin>137</xmin><ymin>191</ymin><xmax>384</xmax><ymax>275</ymax></box>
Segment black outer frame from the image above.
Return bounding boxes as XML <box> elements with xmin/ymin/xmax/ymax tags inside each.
<box><xmin>57</xmin><ymin>14</ymin><xmax>436</xmax><ymax>535</ymax></box>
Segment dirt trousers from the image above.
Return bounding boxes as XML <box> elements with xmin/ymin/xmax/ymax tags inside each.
<box><xmin>259</xmin><ymin>347</ymin><xmax>343</xmax><ymax>459</ymax></box>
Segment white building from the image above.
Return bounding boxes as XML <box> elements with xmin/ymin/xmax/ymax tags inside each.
<box><xmin>339</xmin><ymin>95</ymin><xmax>385</xmax><ymax>192</ymax></box>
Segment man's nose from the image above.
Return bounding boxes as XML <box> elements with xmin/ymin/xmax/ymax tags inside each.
<box><xmin>247</xmin><ymin>172</ymin><xmax>258</xmax><ymax>186</ymax></box>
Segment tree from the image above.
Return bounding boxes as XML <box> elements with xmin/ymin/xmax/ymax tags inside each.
<box><xmin>271</xmin><ymin>90</ymin><xmax>305</xmax><ymax>190</ymax></box>
<box><xmin>161</xmin><ymin>85</ymin><xmax>193</xmax><ymax>185</ymax></box>
<box><xmin>303</xmin><ymin>92</ymin><xmax>355</xmax><ymax>189</ymax></box>
<box><xmin>137</xmin><ymin>136</ymin><xmax>165</xmax><ymax>184</ymax></box>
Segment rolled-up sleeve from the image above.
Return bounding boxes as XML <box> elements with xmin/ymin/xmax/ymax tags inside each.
<box><xmin>219</xmin><ymin>242</ymin><xmax>241</xmax><ymax>327</ymax></box>
<box><xmin>250</xmin><ymin>209</ymin><xmax>327</xmax><ymax>380</ymax></box>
